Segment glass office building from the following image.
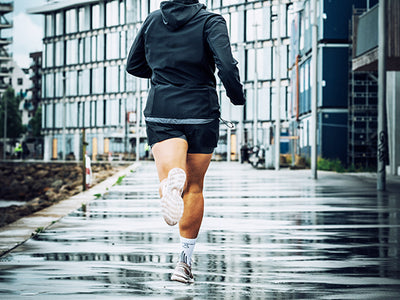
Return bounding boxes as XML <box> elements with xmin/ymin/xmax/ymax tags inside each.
<box><xmin>29</xmin><ymin>0</ymin><xmax>294</xmax><ymax>162</ymax></box>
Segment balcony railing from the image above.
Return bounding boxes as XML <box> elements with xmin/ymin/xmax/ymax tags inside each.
<box><xmin>0</xmin><ymin>2</ymin><xmax>13</xmax><ymax>13</ymax></box>
<box><xmin>0</xmin><ymin>20</ymin><xmax>12</xmax><ymax>28</ymax></box>
<box><xmin>0</xmin><ymin>37</ymin><xmax>12</xmax><ymax>44</ymax></box>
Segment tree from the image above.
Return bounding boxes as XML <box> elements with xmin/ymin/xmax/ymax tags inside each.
<box><xmin>28</xmin><ymin>105</ymin><xmax>42</xmax><ymax>137</ymax></box>
<box><xmin>0</xmin><ymin>87</ymin><xmax>25</xmax><ymax>139</ymax></box>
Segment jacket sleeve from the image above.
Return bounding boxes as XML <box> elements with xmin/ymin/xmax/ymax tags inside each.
<box><xmin>205</xmin><ymin>15</ymin><xmax>246</xmax><ymax>105</ymax></box>
<box><xmin>126</xmin><ymin>22</ymin><xmax>152</xmax><ymax>79</ymax></box>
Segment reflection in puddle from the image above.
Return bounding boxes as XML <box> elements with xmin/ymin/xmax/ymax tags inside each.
<box><xmin>0</xmin><ymin>200</ymin><xmax>27</xmax><ymax>208</ymax></box>
<box><xmin>0</xmin><ymin>163</ymin><xmax>399</xmax><ymax>299</ymax></box>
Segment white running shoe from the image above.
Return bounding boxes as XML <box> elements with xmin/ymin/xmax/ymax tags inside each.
<box><xmin>160</xmin><ymin>168</ymin><xmax>186</xmax><ymax>226</ymax></box>
<box><xmin>171</xmin><ymin>262</ymin><xmax>194</xmax><ymax>284</ymax></box>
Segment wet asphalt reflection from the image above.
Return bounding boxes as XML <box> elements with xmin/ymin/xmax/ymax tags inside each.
<box><xmin>0</xmin><ymin>162</ymin><xmax>399</xmax><ymax>299</ymax></box>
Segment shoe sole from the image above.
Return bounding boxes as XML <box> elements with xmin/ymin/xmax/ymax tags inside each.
<box><xmin>171</xmin><ymin>274</ymin><xmax>194</xmax><ymax>284</ymax></box>
<box><xmin>161</xmin><ymin>168</ymin><xmax>186</xmax><ymax>226</ymax></box>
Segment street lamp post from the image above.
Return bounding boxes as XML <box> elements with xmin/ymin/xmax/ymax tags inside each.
<box><xmin>311</xmin><ymin>0</ymin><xmax>319</xmax><ymax>179</ymax></box>
<box><xmin>2</xmin><ymin>93</ymin><xmax>6</xmax><ymax>160</ymax></box>
<box><xmin>377</xmin><ymin>0</ymin><xmax>387</xmax><ymax>191</ymax></box>
<box><xmin>62</xmin><ymin>74</ymin><xmax>66</xmax><ymax>160</ymax></box>
<box><xmin>253</xmin><ymin>23</ymin><xmax>259</xmax><ymax>147</ymax></box>
<box><xmin>275</xmin><ymin>0</ymin><xmax>281</xmax><ymax>171</ymax></box>
<box><xmin>135</xmin><ymin>79</ymin><xmax>140</xmax><ymax>162</ymax></box>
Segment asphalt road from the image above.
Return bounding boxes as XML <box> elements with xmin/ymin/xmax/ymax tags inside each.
<box><xmin>0</xmin><ymin>161</ymin><xmax>399</xmax><ymax>299</ymax></box>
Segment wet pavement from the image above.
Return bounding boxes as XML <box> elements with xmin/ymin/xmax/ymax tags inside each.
<box><xmin>0</xmin><ymin>162</ymin><xmax>399</xmax><ymax>299</ymax></box>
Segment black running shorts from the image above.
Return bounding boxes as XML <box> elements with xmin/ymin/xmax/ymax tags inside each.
<box><xmin>146</xmin><ymin>119</ymin><xmax>219</xmax><ymax>154</ymax></box>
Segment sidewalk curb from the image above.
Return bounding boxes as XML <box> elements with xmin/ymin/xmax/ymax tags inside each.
<box><xmin>0</xmin><ymin>162</ymin><xmax>140</xmax><ymax>257</ymax></box>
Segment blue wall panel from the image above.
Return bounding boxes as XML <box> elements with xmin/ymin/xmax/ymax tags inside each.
<box><xmin>322</xmin><ymin>0</ymin><xmax>374</xmax><ymax>41</ymax></box>
<box><xmin>322</xmin><ymin>47</ymin><xmax>348</xmax><ymax>108</ymax></box>
<box><xmin>320</xmin><ymin>112</ymin><xmax>348</xmax><ymax>163</ymax></box>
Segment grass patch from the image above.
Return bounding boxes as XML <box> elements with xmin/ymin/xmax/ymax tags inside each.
<box><xmin>317</xmin><ymin>157</ymin><xmax>376</xmax><ymax>173</ymax></box>
<box><xmin>113</xmin><ymin>175</ymin><xmax>126</xmax><ymax>186</ymax></box>
<box><xmin>35</xmin><ymin>227</ymin><xmax>44</xmax><ymax>234</ymax></box>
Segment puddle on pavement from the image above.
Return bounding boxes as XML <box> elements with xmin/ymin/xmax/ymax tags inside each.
<box><xmin>0</xmin><ymin>164</ymin><xmax>399</xmax><ymax>299</ymax></box>
<box><xmin>0</xmin><ymin>200</ymin><xmax>27</xmax><ymax>208</ymax></box>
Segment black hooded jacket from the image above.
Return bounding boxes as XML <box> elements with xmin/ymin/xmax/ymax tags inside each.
<box><xmin>126</xmin><ymin>0</ymin><xmax>246</xmax><ymax>122</ymax></box>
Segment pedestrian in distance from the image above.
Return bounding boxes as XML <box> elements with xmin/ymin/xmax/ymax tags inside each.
<box><xmin>22</xmin><ymin>141</ymin><xmax>30</xmax><ymax>160</ymax></box>
<box><xmin>126</xmin><ymin>0</ymin><xmax>245</xmax><ymax>284</ymax></box>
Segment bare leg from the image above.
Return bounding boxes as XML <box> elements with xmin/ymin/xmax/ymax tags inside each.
<box><xmin>152</xmin><ymin>137</ymin><xmax>212</xmax><ymax>236</ymax></box>
<box><xmin>179</xmin><ymin>153</ymin><xmax>213</xmax><ymax>239</ymax></box>
<box><xmin>152</xmin><ymin>138</ymin><xmax>188</xmax><ymax>194</ymax></box>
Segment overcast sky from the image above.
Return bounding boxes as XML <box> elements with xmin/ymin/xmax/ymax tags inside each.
<box><xmin>11</xmin><ymin>0</ymin><xmax>46</xmax><ymax>69</ymax></box>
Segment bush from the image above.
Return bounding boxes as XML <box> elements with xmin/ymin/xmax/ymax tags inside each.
<box><xmin>317</xmin><ymin>157</ymin><xmax>345</xmax><ymax>173</ymax></box>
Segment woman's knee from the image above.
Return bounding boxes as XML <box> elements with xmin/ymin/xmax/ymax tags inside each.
<box><xmin>184</xmin><ymin>183</ymin><xmax>203</xmax><ymax>195</ymax></box>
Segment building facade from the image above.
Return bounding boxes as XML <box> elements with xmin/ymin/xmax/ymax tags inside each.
<box><xmin>29</xmin><ymin>51</ymin><xmax>43</xmax><ymax>118</ymax></box>
<box><xmin>5</xmin><ymin>60</ymin><xmax>32</xmax><ymax>126</ymax></box>
<box><xmin>0</xmin><ymin>1</ymin><xmax>12</xmax><ymax>94</ymax></box>
<box><xmin>28</xmin><ymin>0</ymin><xmax>399</xmax><ymax>178</ymax></box>
<box><xmin>289</xmin><ymin>0</ymin><xmax>379</xmax><ymax>166</ymax></box>
<box><xmin>29</xmin><ymin>0</ymin><xmax>295</xmax><ymax>162</ymax></box>
<box><xmin>351</xmin><ymin>0</ymin><xmax>400</xmax><ymax>176</ymax></box>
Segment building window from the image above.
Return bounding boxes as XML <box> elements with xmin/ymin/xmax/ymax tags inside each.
<box><xmin>259</xmin><ymin>47</ymin><xmax>272</xmax><ymax>80</ymax></box>
<box><xmin>78</xmin><ymin>7</ymin><xmax>90</xmax><ymax>31</ymax></box>
<box><xmin>66</xmin><ymin>71</ymin><xmax>78</xmax><ymax>96</ymax></box>
<box><xmin>92</xmin><ymin>4</ymin><xmax>101</xmax><ymax>29</ymax></box>
<box><xmin>66</xmin><ymin>102</ymin><xmax>78</xmax><ymax>127</ymax></box>
<box><xmin>66</xmin><ymin>9</ymin><xmax>77</xmax><ymax>34</ymax></box>
<box><xmin>17</xmin><ymin>78</ymin><xmax>23</xmax><ymax>85</ymax></box>
<box><xmin>150</xmin><ymin>0</ymin><xmax>163</xmax><ymax>14</ymax></box>
<box><xmin>66</xmin><ymin>39</ymin><xmax>78</xmax><ymax>65</ymax></box>
<box><xmin>78</xmin><ymin>69</ymin><xmax>90</xmax><ymax>96</ymax></box>
<box><xmin>91</xmin><ymin>101</ymin><xmax>96</xmax><ymax>127</ymax></box>
<box><xmin>106</xmin><ymin>32</ymin><xmax>120</xmax><ymax>60</ymax></box>
<box><xmin>106</xmin><ymin>98</ymin><xmax>119</xmax><ymax>126</ymax></box>
<box><xmin>55</xmin><ymin>12</ymin><xmax>64</xmax><ymax>35</ymax></box>
<box><xmin>77</xmin><ymin>101</ymin><xmax>84</xmax><ymax>128</ymax></box>
<box><xmin>55</xmin><ymin>103</ymin><xmax>63</xmax><ymax>128</ymax></box>
<box><xmin>106</xmin><ymin>65</ymin><xmax>119</xmax><ymax>93</ymax></box>
<box><xmin>120</xmin><ymin>0</ymin><xmax>125</xmax><ymax>25</ymax></box>
<box><xmin>91</xmin><ymin>35</ymin><xmax>104</xmax><ymax>62</ymax></box>
<box><xmin>45</xmin><ymin>73</ymin><xmax>54</xmax><ymax>98</ymax></box>
<box><xmin>246</xmin><ymin>8</ymin><xmax>265</xmax><ymax>42</ymax></box>
<box><xmin>246</xmin><ymin>48</ymin><xmax>255</xmax><ymax>81</ymax></box>
<box><xmin>96</xmin><ymin>99</ymin><xmax>104</xmax><ymax>126</ymax></box>
<box><xmin>91</xmin><ymin>36</ymin><xmax>97</xmax><ymax>61</ymax></box>
<box><xmin>92</xmin><ymin>67</ymin><xmax>104</xmax><ymax>94</ymax></box>
<box><xmin>85</xmin><ymin>37</ymin><xmax>91</xmax><ymax>62</ymax></box>
<box><xmin>46</xmin><ymin>103</ymin><xmax>54</xmax><ymax>128</ymax></box>
<box><xmin>55</xmin><ymin>41</ymin><xmax>64</xmax><ymax>66</ymax></box>
<box><xmin>230</xmin><ymin>11</ymin><xmax>239</xmax><ymax>44</ymax></box>
<box><xmin>45</xmin><ymin>43</ymin><xmax>53</xmax><ymax>68</ymax></box>
<box><xmin>55</xmin><ymin>72</ymin><xmax>64</xmax><ymax>97</ymax></box>
<box><xmin>120</xmin><ymin>31</ymin><xmax>126</xmax><ymax>58</ymax></box>
<box><xmin>106</xmin><ymin>0</ymin><xmax>119</xmax><ymax>27</ymax></box>
<box><xmin>259</xmin><ymin>87</ymin><xmax>270</xmax><ymax>121</ymax></box>
<box><xmin>84</xmin><ymin>101</ymin><xmax>90</xmax><ymax>127</ymax></box>
<box><xmin>78</xmin><ymin>38</ymin><xmax>84</xmax><ymax>64</ymax></box>
<box><xmin>119</xmin><ymin>65</ymin><xmax>126</xmax><ymax>92</ymax></box>
<box><xmin>45</xmin><ymin>14</ymin><xmax>54</xmax><ymax>37</ymax></box>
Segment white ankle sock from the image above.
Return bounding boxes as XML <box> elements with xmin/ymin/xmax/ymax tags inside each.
<box><xmin>179</xmin><ymin>236</ymin><xmax>197</xmax><ymax>266</ymax></box>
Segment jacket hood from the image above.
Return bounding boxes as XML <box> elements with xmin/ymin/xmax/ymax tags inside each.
<box><xmin>160</xmin><ymin>0</ymin><xmax>205</xmax><ymax>31</ymax></box>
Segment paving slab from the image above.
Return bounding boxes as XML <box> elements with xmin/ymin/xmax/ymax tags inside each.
<box><xmin>0</xmin><ymin>162</ymin><xmax>399</xmax><ymax>299</ymax></box>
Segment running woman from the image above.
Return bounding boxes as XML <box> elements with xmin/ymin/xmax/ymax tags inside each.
<box><xmin>126</xmin><ymin>0</ymin><xmax>245</xmax><ymax>283</ymax></box>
